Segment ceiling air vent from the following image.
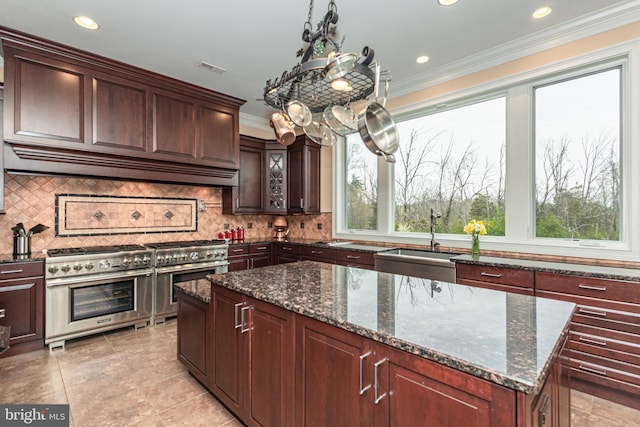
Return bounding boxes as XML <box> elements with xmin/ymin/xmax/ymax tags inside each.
<box><xmin>198</xmin><ymin>61</ymin><xmax>226</xmax><ymax>75</ymax></box>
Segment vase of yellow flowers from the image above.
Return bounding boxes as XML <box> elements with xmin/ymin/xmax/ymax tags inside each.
<box><xmin>464</xmin><ymin>219</ymin><xmax>487</xmax><ymax>256</ymax></box>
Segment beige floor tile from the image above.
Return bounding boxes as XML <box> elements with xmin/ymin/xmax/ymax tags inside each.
<box><xmin>591</xmin><ymin>397</ymin><xmax>640</xmax><ymax>424</ymax></box>
<box><xmin>0</xmin><ymin>349</ymin><xmax>60</xmax><ymax>380</ymax></box>
<box><xmin>58</xmin><ymin>352</ymin><xmax>127</xmax><ymax>387</ymax></box>
<box><xmin>69</xmin><ymin>386</ymin><xmax>156</xmax><ymax>427</ymax></box>
<box><xmin>1</xmin><ymin>369</ymin><xmax>66</xmax><ymax>404</ymax></box>
<box><xmin>139</xmin><ymin>371</ymin><xmax>209</xmax><ymax>412</ymax></box>
<box><xmin>157</xmin><ymin>393</ymin><xmax>236</xmax><ymax>427</ymax></box>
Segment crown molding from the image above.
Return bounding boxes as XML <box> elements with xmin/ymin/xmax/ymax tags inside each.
<box><xmin>239</xmin><ymin>111</ymin><xmax>270</xmax><ymax>131</ymax></box>
<box><xmin>391</xmin><ymin>0</ymin><xmax>640</xmax><ymax>99</ymax></box>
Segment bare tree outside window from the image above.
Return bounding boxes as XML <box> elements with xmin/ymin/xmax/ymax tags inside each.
<box><xmin>534</xmin><ymin>68</ymin><xmax>621</xmax><ymax>240</ymax></box>
<box><xmin>394</xmin><ymin>98</ymin><xmax>507</xmax><ymax>236</ymax></box>
<box><xmin>345</xmin><ymin>136</ymin><xmax>378</xmax><ymax>230</ymax></box>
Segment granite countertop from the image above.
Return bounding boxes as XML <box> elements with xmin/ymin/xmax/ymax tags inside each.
<box><xmin>0</xmin><ymin>253</ymin><xmax>45</xmax><ymax>264</ymax></box>
<box><xmin>203</xmin><ymin>261</ymin><xmax>575</xmax><ymax>395</ymax></box>
<box><xmin>175</xmin><ymin>278</ymin><xmax>212</xmax><ymax>303</ymax></box>
<box><xmin>228</xmin><ymin>238</ymin><xmax>393</xmax><ymax>253</ymax></box>
<box><xmin>454</xmin><ymin>254</ymin><xmax>640</xmax><ymax>282</ymax></box>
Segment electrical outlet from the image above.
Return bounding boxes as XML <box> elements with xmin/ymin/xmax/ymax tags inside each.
<box><xmin>224</xmin><ymin>223</ymin><xmax>229</xmax><ymax>229</ymax></box>
<box><xmin>300</xmin><ymin>222</ymin><xmax>305</xmax><ymax>229</ymax></box>
<box><xmin>317</xmin><ymin>223</ymin><xmax>322</xmax><ymax>229</ymax></box>
<box><xmin>248</xmin><ymin>223</ymin><xmax>253</xmax><ymax>229</ymax></box>
<box><xmin>268</xmin><ymin>222</ymin><xmax>272</xmax><ymax>228</ymax></box>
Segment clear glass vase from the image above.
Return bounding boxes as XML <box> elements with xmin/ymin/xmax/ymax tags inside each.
<box><xmin>471</xmin><ymin>233</ymin><xmax>480</xmax><ymax>256</ymax></box>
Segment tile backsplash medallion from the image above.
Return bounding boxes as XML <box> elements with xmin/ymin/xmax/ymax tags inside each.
<box><xmin>1</xmin><ymin>173</ymin><xmax>332</xmax><ymax>255</ymax></box>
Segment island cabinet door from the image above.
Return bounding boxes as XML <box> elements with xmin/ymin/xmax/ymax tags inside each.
<box><xmin>177</xmin><ymin>292</ymin><xmax>210</xmax><ymax>385</ymax></box>
<box><xmin>372</xmin><ymin>343</ymin><xmax>517</xmax><ymax>427</ymax></box>
<box><xmin>245</xmin><ymin>296</ymin><xmax>294</xmax><ymax>427</ymax></box>
<box><xmin>210</xmin><ymin>286</ymin><xmax>246</xmax><ymax>416</ymax></box>
<box><xmin>295</xmin><ymin>315</ymin><xmax>374</xmax><ymax>427</ymax></box>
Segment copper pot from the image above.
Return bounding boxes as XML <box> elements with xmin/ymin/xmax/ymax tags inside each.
<box><xmin>270</xmin><ymin>112</ymin><xmax>296</xmax><ymax>146</ymax></box>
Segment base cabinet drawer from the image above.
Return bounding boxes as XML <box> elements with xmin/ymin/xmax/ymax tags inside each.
<box><xmin>536</xmin><ymin>272</ymin><xmax>640</xmax><ymax>305</ymax></box>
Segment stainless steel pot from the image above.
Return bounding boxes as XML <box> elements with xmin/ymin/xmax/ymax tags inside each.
<box><xmin>323</xmin><ymin>105</ymin><xmax>357</xmax><ymax>136</ymax></box>
<box><xmin>357</xmin><ymin>102</ymin><xmax>398</xmax><ymax>163</ymax></box>
<box><xmin>323</xmin><ymin>52</ymin><xmax>358</xmax><ymax>82</ymax></box>
<box><xmin>304</xmin><ymin>114</ymin><xmax>337</xmax><ymax>146</ymax></box>
<box><xmin>286</xmin><ymin>100</ymin><xmax>312</xmax><ymax>127</ymax></box>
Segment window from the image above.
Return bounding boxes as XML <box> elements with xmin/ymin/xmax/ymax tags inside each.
<box><xmin>335</xmin><ymin>46</ymin><xmax>636</xmax><ymax>260</ymax></box>
<box><xmin>394</xmin><ymin>97</ymin><xmax>506</xmax><ymax>236</ymax></box>
<box><xmin>534</xmin><ymin>68</ymin><xmax>621</xmax><ymax>241</ymax></box>
<box><xmin>345</xmin><ymin>135</ymin><xmax>377</xmax><ymax>230</ymax></box>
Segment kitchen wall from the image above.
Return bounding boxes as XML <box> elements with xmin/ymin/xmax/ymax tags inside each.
<box><xmin>0</xmin><ymin>172</ymin><xmax>332</xmax><ymax>255</ymax></box>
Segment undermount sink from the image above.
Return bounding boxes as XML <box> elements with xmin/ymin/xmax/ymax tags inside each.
<box><xmin>314</xmin><ymin>240</ymin><xmax>353</xmax><ymax>246</ymax></box>
<box><xmin>374</xmin><ymin>248</ymin><xmax>459</xmax><ymax>282</ymax></box>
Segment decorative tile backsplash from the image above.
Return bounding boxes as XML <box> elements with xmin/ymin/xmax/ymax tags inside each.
<box><xmin>0</xmin><ymin>173</ymin><xmax>333</xmax><ymax>255</ymax></box>
<box><xmin>55</xmin><ymin>195</ymin><xmax>198</xmax><ymax>236</ymax></box>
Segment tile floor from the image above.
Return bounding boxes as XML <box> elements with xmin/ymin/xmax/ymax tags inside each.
<box><xmin>1</xmin><ymin>321</ymin><xmax>638</xmax><ymax>427</ymax></box>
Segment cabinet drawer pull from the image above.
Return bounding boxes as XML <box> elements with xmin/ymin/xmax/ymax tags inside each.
<box><xmin>0</xmin><ymin>308</ymin><xmax>5</xmax><ymax>318</ymax></box>
<box><xmin>254</xmin><ymin>246</ymin><xmax>267</xmax><ymax>251</ymax></box>
<box><xmin>311</xmin><ymin>250</ymin><xmax>322</xmax><ymax>255</ymax></box>
<box><xmin>0</xmin><ymin>269</ymin><xmax>24</xmax><ymax>275</ymax></box>
<box><xmin>346</xmin><ymin>255</ymin><xmax>361</xmax><ymax>259</ymax></box>
<box><xmin>234</xmin><ymin>302</ymin><xmax>244</xmax><ymax>329</ymax></box>
<box><xmin>283</xmin><ymin>247</ymin><xmax>293</xmax><ymax>251</ymax></box>
<box><xmin>374</xmin><ymin>358</ymin><xmax>388</xmax><ymax>404</ymax></box>
<box><xmin>578</xmin><ymin>336</ymin><xmax>607</xmax><ymax>347</ymax></box>
<box><xmin>232</xmin><ymin>249</ymin><xmax>244</xmax><ymax>253</ymax></box>
<box><xmin>480</xmin><ymin>272</ymin><xmax>502</xmax><ymax>278</ymax></box>
<box><xmin>359</xmin><ymin>351</ymin><xmax>372</xmax><ymax>395</ymax></box>
<box><xmin>577</xmin><ymin>364</ymin><xmax>607</xmax><ymax>377</ymax></box>
<box><xmin>578</xmin><ymin>307</ymin><xmax>607</xmax><ymax>317</ymax></box>
<box><xmin>0</xmin><ymin>283</ymin><xmax>35</xmax><ymax>292</ymax></box>
<box><xmin>240</xmin><ymin>306</ymin><xmax>252</xmax><ymax>334</ymax></box>
<box><xmin>578</xmin><ymin>284</ymin><xmax>607</xmax><ymax>292</ymax></box>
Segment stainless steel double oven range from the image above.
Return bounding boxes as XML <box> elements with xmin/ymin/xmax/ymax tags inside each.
<box><xmin>45</xmin><ymin>240</ymin><xmax>228</xmax><ymax>350</ymax></box>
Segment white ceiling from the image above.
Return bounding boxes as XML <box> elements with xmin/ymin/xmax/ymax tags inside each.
<box><xmin>1</xmin><ymin>0</ymin><xmax>639</xmax><ymax>127</ymax></box>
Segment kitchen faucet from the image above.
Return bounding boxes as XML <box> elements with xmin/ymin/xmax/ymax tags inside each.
<box><xmin>430</xmin><ymin>208</ymin><xmax>441</xmax><ymax>251</ymax></box>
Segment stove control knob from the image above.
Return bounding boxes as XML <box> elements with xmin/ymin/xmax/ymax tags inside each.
<box><xmin>172</xmin><ymin>254</ymin><xmax>178</xmax><ymax>262</ymax></box>
<box><xmin>73</xmin><ymin>263</ymin><xmax>83</xmax><ymax>271</ymax></box>
<box><xmin>133</xmin><ymin>257</ymin><xmax>142</xmax><ymax>266</ymax></box>
<box><xmin>205</xmin><ymin>252</ymin><xmax>212</xmax><ymax>258</ymax></box>
<box><xmin>143</xmin><ymin>256</ymin><xmax>151</xmax><ymax>265</ymax></box>
<box><xmin>181</xmin><ymin>253</ymin><xmax>188</xmax><ymax>261</ymax></box>
<box><xmin>99</xmin><ymin>260</ymin><xmax>111</xmax><ymax>270</ymax></box>
<box><xmin>190</xmin><ymin>252</ymin><xmax>199</xmax><ymax>260</ymax></box>
<box><xmin>213</xmin><ymin>251</ymin><xmax>219</xmax><ymax>258</ymax></box>
<box><xmin>60</xmin><ymin>264</ymin><xmax>71</xmax><ymax>273</ymax></box>
<box><xmin>85</xmin><ymin>262</ymin><xmax>95</xmax><ymax>271</ymax></box>
<box><xmin>48</xmin><ymin>265</ymin><xmax>59</xmax><ymax>274</ymax></box>
<box><xmin>122</xmin><ymin>258</ymin><xmax>132</xmax><ymax>267</ymax></box>
<box><xmin>157</xmin><ymin>255</ymin><xmax>164</xmax><ymax>264</ymax></box>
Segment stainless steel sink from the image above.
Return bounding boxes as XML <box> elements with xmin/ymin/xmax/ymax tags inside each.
<box><xmin>374</xmin><ymin>248</ymin><xmax>459</xmax><ymax>282</ymax></box>
<box><xmin>314</xmin><ymin>240</ymin><xmax>353</xmax><ymax>246</ymax></box>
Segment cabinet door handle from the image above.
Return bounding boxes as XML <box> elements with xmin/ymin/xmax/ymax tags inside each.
<box><xmin>0</xmin><ymin>269</ymin><xmax>24</xmax><ymax>275</ymax></box>
<box><xmin>578</xmin><ymin>336</ymin><xmax>607</xmax><ymax>347</ymax></box>
<box><xmin>374</xmin><ymin>358</ymin><xmax>388</xmax><ymax>404</ymax></box>
<box><xmin>0</xmin><ymin>308</ymin><xmax>5</xmax><ymax>318</ymax></box>
<box><xmin>578</xmin><ymin>364</ymin><xmax>607</xmax><ymax>376</ymax></box>
<box><xmin>578</xmin><ymin>284</ymin><xmax>607</xmax><ymax>292</ymax></box>
<box><xmin>300</xmin><ymin>198</ymin><xmax>304</xmax><ymax>208</ymax></box>
<box><xmin>255</xmin><ymin>246</ymin><xmax>267</xmax><ymax>251</ymax></box>
<box><xmin>236</xmin><ymin>198</ymin><xmax>239</xmax><ymax>209</ymax></box>
<box><xmin>240</xmin><ymin>306</ymin><xmax>252</xmax><ymax>334</ymax></box>
<box><xmin>283</xmin><ymin>247</ymin><xmax>293</xmax><ymax>251</ymax></box>
<box><xmin>538</xmin><ymin>394</ymin><xmax>550</xmax><ymax>427</ymax></box>
<box><xmin>359</xmin><ymin>351</ymin><xmax>372</xmax><ymax>395</ymax></box>
<box><xmin>232</xmin><ymin>248</ymin><xmax>244</xmax><ymax>253</ymax></box>
<box><xmin>578</xmin><ymin>307</ymin><xmax>607</xmax><ymax>317</ymax></box>
<box><xmin>311</xmin><ymin>250</ymin><xmax>322</xmax><ymax>254</ymax></box>
<box><xmin>346</xmin><ymin>255</ymin><xmax>360</xmax><ymax>259</ymax></box>
<box><xmin>480</xmin><ymin>272</ymin><xmax>502</xmax><ymax>278</ymax></box>
<box><xmin>234</xmin><ymin>302</ymin><xmax>244</xmax><ymax>329</ymax></box>
<box><xmin>0</xmin><ymin>283</ymin><xmax>35</xmax><ymax>292</ymax></box>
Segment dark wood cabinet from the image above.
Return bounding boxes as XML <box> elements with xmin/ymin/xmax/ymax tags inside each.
<box><xmin>210</xmin><ymin>285</ymin><xmax>294</xmax><ymax>427</ymax></box>
<box><xmin>275</xmin><ymin>243</ymin><xmax>302</xmax><ymax>264</ymax></box>
<box><xmin>535</xmin><ymin>271</ymin><xmax>640</xmax><ymax>410</ymax></box>
<box><xmin>275</xmin><ymin>243</ymin><xmax>375</xmax><ymax>270</ymax></box>
<box><xmin>227</xmin><ymin>243</ymin><xmax>273</xmax><ymax>272</ymax></box>
<box><xmin>177</xmin><ymin>290</ymin><xmax>210</xmax><ymax>386</ymax></box>
<box><xmin>0</xmin><ymin>85</ymin><xmax>4</xmax><ymax>213</ymax></box>
<box><xmin>264</xmin><ymin>142</ymin><xmax>287</xmax><ymax>214</ymax></box>
<box><xmin>0</xmin><ymin>261</ymin><xmax>45</xmax><ymax>358</ymax></box>
<box><xmin>223</xmin><ymin>136</ymin><xmax>265</xmax><ymax>214</ymax></box>
<box><xmin>374</xmin><ymin>342</ymin><xmax>516</xmax><ymax>427</ymax></box>
<box><xmin>1</xmin><ymin>30</ymin><xmax>243</xmax><ymax>186</ymax></box>
<box><xmin>287</xmin><ymin>135</ymin><xmax>320</xmax><ymax>214</ymax></box>
<box><xmin>295</xmin><ymin>315</ymin><xmax>373</xmax><ymax>427</ymax></box>
<box><xmin>456</xmin><ymin>263</ymin><xmax>535</xmax><ymax>295</ymax></box>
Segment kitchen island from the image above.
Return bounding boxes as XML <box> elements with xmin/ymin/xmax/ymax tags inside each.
<box><xmin>175</xmin><ymin>261</ymin><xmax>575</xmax><ymax>427</ymax></box>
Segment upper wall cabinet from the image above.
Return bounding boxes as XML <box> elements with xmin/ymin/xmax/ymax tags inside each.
<box><xmin>0</xmin><ymin>28</ymin><xmax>244</xmax><ymax>186</ymax></box>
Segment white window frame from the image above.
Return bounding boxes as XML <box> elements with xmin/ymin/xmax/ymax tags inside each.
<box><xmin>333</xmin><ymin>40</ymin><xmax>640</xmax><ymax>262</ymax></box>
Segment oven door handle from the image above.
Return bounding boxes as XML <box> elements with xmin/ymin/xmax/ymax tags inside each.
<box><xmin>46</xmin><ymin>269</ymin><xmax>153</xmax><ymax>287</ymax></box>
<box><xmin>155</xmin><ymin>262</ymin><xmax>229</xmax><ymax>275</ymax></box>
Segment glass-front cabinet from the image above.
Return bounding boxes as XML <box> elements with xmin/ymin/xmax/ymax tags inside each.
<box><xmin>265</xmin><ymin>142</ymin><xmax>287</xmax><ymax>214</ymax></box>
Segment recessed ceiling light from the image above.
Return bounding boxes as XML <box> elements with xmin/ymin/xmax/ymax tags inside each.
<box><xmin>73</xmin><ymin>16</ymin><xmax>99</xmax><ymax>30</ymax></box>
<box><xmin>438</xmin><ymin>0</ymin><xmax>459</xmax><ymax>6</ymax></box>
<box><xmin>532</xmin><ymin>6</ymin><xmax>552</xmax><ymax>19</ymax></box>
<box><xmin>416</xmin><ymin>55</ymin><xmax>430</xmax><ymax>64</ymax></box>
